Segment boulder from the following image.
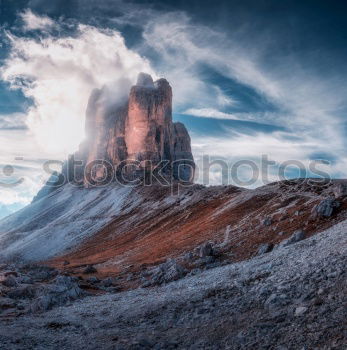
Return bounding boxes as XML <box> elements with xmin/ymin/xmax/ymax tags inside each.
<box><xmin>199</xmin><ymin>242</ymin><xmax>214</xmax><ymax>258</ymax></box>
<box><xmin>31</xmin><ymin>275</ymin><xmax>84</xmax><ymax>313</ymax></box>
<box><xmin>100</xmin><ymin>277</ymin><xmax>115</xmax><ymax>287</ymax></box>
<box><xmin>256</xmin><ymin>243</ymin><xmax>273</xmax><ymax>255</ymax></box>
<box><xmin>182</xmin><ymin>251</ymin><xmax>194</xmax><ymax>261</ymax></box>
<box><xmin>332</xmin><ymin>183</ymin><xmax>347</xmax><ymax>198</ymax></box>
<box><xmin>84</xmin><ymin>265</ymin><xmax>97</xmax><ymax>274</ymax></box>
<box><xmin>313</xmin><ymin>198</ymin><xmax>340</xmax><ymax>218</ymax></box>
<box><xmin>143</xmin><ymin>259</ymin><xmax>187</xmax><ymax>286</ymax></box>
<box><xmin>278</xmin><ymin>230</ymin><xmax>305</xmax><ymax>248</ymax></box>
<box><xmin>294</xmin><ymin>306</ymin><xmax>308</xmax><ymax>316</ymax></box>
<box><xmin>264</xmin><ymin>293</ymin><xmax>290</xmax><ymax>311</ymax></box>
<box><xmin>86</xmin><ymin>276</ymin><xmax>100</xmax><ymax>284</ymax></box>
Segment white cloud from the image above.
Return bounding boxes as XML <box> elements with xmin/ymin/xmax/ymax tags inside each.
<box><xmin>20</xmin><ymin>9</ymin><xmax>56</xmax><ymax>31</ymax></box>
<box><xmin>134</xmin><ymin>8</ymin><xmax>347</xmax><ymax>186</ymax></box>
<box><xmin>191</xmin><ymin>130</ymin><xmax>341</xmax><ymax>187</ymax></box>
<box><xmin>183</xmin><ymin>108</ymin><xmax>241</xmax><ymax>120</ymax></box>
<box><xmin>139</xmin><ymin>10</ymin><xmax>346</xmax><ymax>133</ymax></box>
<box><xmin>181</xmin><ymin>108</ymin><xmax>271</xmax><ymax>124</ymax></box>
<box><xmin>1</xmin><ymin>23</ymin><xmax>155</xmax><ymax>155</ymax></box>
<box><xmin>0</xmin><ymin>113</ymin><xmax>27</xmax><ymax>130</ymax></box>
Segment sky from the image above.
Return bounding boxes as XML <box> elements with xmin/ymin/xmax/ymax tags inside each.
<box><xmin>1</xmin><ymin>0</ymin><xmax>347</xmax><ymax>218</ymax></box>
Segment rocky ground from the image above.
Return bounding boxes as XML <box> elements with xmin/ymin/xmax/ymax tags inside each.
<box><xmin>46</xmin><ymin>179</ymin><xmax>347</xmax><ymax>279</ymax></box>
<box><xmin>2</xmin><ymin>179</ymin><xmax>347</xmax><ymax>278</ymax></box>
<box><xmin>0</xmin><ymin>217</ymin><xmax>346</xmax><ymax>349</ymax></box>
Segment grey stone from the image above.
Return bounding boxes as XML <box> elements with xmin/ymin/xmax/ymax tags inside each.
<box><xmin>144</xmin><ymin>259</ymin><xmax>187</xmax><ymax>286</ymax></box>
<box><xmin>126</xmin><ymin>273</ymin><xmax>134</xmax><ymax>281</ymax></box>
<box><xmin>4</xmin><ymin>271</ymin><xmax>18</xmax><ymax>277</ymax></box>
<box><xmin>278</xmin><ymin>230</ymin><xmax>306</xmax><ymax>247</ymax></box>
<box><xmin>105</xmin><ymin>286</ymin><xmax>121</xmax><ymax>293</ymax></box>
<box><xmin>195</xmin><ymin>256</ymin><xmax>215</xmax><ymax>267</ymax></box>
<box><xmin>264</xmin><ymin>294</ymin><xmax>289</xmax><ymax>311</ymax></box>
<box><xmin>188</xmin><ymin>268</ymin><xmax>201</xmax><ymax>276</ymax></box>
<box><xmin>205</xmin><ymin>261</ymin><xmax>222</xmax><ymax>269</ymax></box>
<box><xmin>31</xmin><ymin>295</ymin><xmax>52</xmax><ymax>313</ymax></box>
<box><xmin>87</xmin><ymin>276</ymin><xmax>100</xmax><ymax>284</ymax></box>
<box><xmin>314</xmin><ymin>198</ymin><xmax>340</xmax><ymax>218</ymax></box>
<box><xmin>332</xmin><ymin>183</ymin><xmax>347</xmax><ymax>198</ymax></box>
<box><xmin>31</xmin><ymin>275</ymin><xmax>84</xmax><ymax>313</ymax></box>
<box><xmin>84</xmin><ymin>265</ymin><xmax>97</xmax><ymax>274</ymax></box>
<box><xmin>2</xmin><ymin>275</ymin><xmax>18</xmax><ymax>287</ymax></box>
<box><xmin>257</xmin><ymin>243</ymin><xmax>273</xmax><ymax>255</ymax></box>
<box><xmin>199</xmin><ymin>242</ymin><xmax>214</xmax><ymax>257</ymax></box>
<box><xmin>263</xmin><ymin>217</ymin><xmax>272</xmax><ymax>226</ymax></box>
<box><xmin>183</xmin><ymin>251</ymin><xmax>194</xmax><ymax>261</ymax></box>
<box><xmin>100</xmin><ymin>277</ymin><xmax>115</xmax><ymax>287</ymax></box>
<box><xmin>295</xmin><ymin>306</ymin><xmax>308</xmax><ymax>316</ymax></box>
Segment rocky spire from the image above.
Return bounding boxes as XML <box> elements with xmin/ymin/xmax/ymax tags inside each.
<box><xmin>64</xmin><ymin>73</ymin><xmax>195</xmax><ymax>186</ymax></box>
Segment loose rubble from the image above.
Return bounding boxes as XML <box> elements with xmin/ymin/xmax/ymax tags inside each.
<box><xmin>0</xmin><ymin>218</ymin><xmax>345</xmax><ymax>349</ymax></box>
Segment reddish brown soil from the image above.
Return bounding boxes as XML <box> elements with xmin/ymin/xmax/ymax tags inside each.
<box><xmin>48</xmin><ymin>179</ymin><xmax>347</xmax><ymax>280</ymax></box>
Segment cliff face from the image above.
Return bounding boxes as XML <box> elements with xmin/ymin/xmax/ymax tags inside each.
<box><xmin>65</xmin><ymin>73</ymin><xmax>194</xmax><ymax>186</ymax></box>
<box><xmin>32</xmin><ymin>73</ymin><xmax>194</xmax><ymax>202</ymax></box>
<box><xmin>126</xmin><ymin>75</ymin><xmax>172</xmax><ymax>165</ymax></box>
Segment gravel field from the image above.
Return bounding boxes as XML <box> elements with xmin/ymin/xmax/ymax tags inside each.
<box><xmin>0</xmin><ymin>218</ymin><xmax>346</xmax><ymax>349</ymax></box>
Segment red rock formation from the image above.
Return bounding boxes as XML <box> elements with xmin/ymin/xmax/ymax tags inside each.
<box><xmin>172</xmin><ymin>122</ymin><xmax>195</xmax><ymax>181</ymax></box>
<box><xmin>65</xmin><ymin>73</ymin><xmax>195</xmax><ymax>186</ymax></box>
<box><xmin>125</xmin><ymin>74</ymin><xmax>173</xmax><ymax>166</ymax></box>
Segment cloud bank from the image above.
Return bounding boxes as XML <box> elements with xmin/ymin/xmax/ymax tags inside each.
<box><xmin>1</xmin><ymin>14</ymin><xmax>155</xmax><ymax>155</ymax></box>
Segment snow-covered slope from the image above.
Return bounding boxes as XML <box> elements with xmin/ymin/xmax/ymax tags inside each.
<box><xmin>0</xmin><ymin>184</ymin><xmax>135</xmax><ymax>261</ymax></box>
<box><xmin>0</xmin><ymin>179</ymin><xmax>346</xmax><ymax>271</ymax></box>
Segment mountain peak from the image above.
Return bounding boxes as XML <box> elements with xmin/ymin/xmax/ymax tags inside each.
<box><xmin>136</xmin><ymin>72</ymin><xmax>155</xmax><ymax>88</ymax></box>
<box><xmin>61</xmin><ymin>73</ymin><xmax>195</xmax><ymax>187</ymax></box>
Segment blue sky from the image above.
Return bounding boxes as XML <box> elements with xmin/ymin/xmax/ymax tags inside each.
<box><xmin>1</xmin><ymin>0</ymin><xmax>347</xmax><ymax>218</ymax></box>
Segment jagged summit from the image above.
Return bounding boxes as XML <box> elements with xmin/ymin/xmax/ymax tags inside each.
<box><xmin>62</xmin><ymin>72</ymin><xmax>195</xmax><ymax>187</ymax></box>
<box><xmin>33</xmin><ymin>73</ymin><xmax>194</xmax><ymax>202</ymax></box>
<box><xmin>136</xmin><ymin>72</ymin><xmax>155</xmax><ymax>87</ymax></box>
<box><xmin>32</xmin><ymin>73</ymin><xmax>194</xmax><ymax>202</ymax></box>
